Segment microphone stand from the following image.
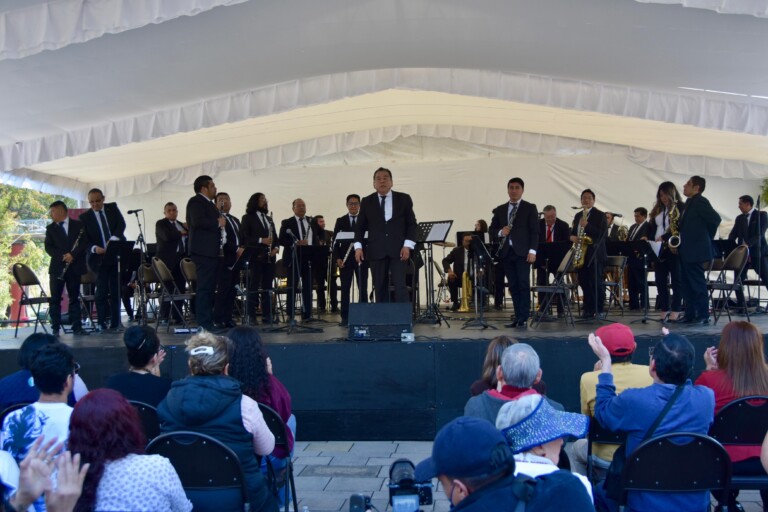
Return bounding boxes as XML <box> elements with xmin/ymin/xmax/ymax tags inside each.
<box><xmin>462</xmin><ymin>239</ymin><xmax>495</xmax><ymax>330</ymax></box>
<box><xmin>130</xmin><ymin>210</ymin><xmax>148</xmax><ymax>326</ymax></box>
<box><xmin>576</xmin><ymin>220</ymin><xmax>612</xmax><ymax>325</ymax></box>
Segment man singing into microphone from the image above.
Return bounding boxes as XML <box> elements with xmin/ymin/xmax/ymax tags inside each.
<box><xmin>279</xmin><ymin>198</ymin><xmax>318</xmax><ymax>320</ymax></box>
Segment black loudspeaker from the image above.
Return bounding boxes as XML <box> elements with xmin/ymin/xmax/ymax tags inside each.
<box><xmin>348</xmin><ymin>303</ymin><xmax>413</xmax><ymax>341</ymax></box>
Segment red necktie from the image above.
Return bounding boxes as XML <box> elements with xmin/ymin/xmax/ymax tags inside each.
<box><xmin>547</xmin><ymin>225</ymin><xmax>553</xmax><ymax>243</ymax></box>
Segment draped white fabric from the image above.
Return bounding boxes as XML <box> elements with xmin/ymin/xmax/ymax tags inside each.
<box><xmin>0</xmin><ymin>0</ymin><xmax>247</xmax><ymax>61</ymax></box>
<box><xmin>634</xmin><ymin>0</ymin><xmax>768</xmax><ymax>17</ymax></box>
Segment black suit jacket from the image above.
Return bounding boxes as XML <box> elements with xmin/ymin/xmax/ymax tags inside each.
<box><xmin>570</xmin><ymin>207</ymin><xmax>608</xmax><ymax>264</ymax></box>
<box><xmin>79</xmin><ymin>203</ymin><xmax>126</xmax><ymax>271</ymax></box>
<box><xmin>538</xmin><ymin>218</ymin><xmax>570</xmax><ymax>244</ymax></box>
<box><xmin>728</xmin><ymin>210</ymin><xmax>768</xmax><ymax>257</ymax></box>
<box><xmin>221</xmin><ymin>213</ymin><xmax>241</xmax><ymax>267</ymax></box>
<box><xmin>489</xmin><ymin>199</ymin><xmax>539</xmax><ymax>259</ymax></box>
<box><xmin>155</xmin><ymin>218</ymin><xmax>187</xmax><ymax>271</ymax></box>
<box><xmin>186</xmin><ymin>193</ymin><xmax>222</xmax><ymax>258</ymax></box>
<box><xmin>333</xmin><ymin>214</ymin><xmax>360</xmax><ymax>261</ymax></box>
<box><xmin>45</xmin><ymin>218</ymin><xmax>87</xmax><ymax>276</ymax></box>
<box><xmin>279</xmin><ymin>216</ymin><xmax>321</xmax><ymax>267</ymax></box>
<box><xmin>607</xmin><ymin>224</ymin><xmax>620</xmax><ymax>241</ymax></box>
<box><xmin>240</xmin><ymin>212</ymin><xmax>279</xmax><ymax>263</ymax></box>
<box><xmin>627</xmin><ymin>221</ymin><xmax>650</xmax><ymax>242</ymax></box>
<box><xmin>354</xmin><ymin>190</ymin><xmax>417</xmax><ymax>260</ymax></box>
<box><xmin>678</xmin><ymin>194</ymin><xmax>721</xmax><ymax>263</ymax></box>
<box><xmin>443</xmin><ymin>247</ymin><xmax>471</xmax><ymax>275</ymax></box>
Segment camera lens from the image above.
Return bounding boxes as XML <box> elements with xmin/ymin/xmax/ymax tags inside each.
<box><xmin>389</xmin><ymin>459</ymin><xmax>415</xmax><ymax>484</ymax></box>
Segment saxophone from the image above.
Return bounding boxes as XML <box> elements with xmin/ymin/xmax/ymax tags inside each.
<box><xmin>572</xmin><ymin>207</ymin><xmax>593</xmax><ymax>270</ymax></box>
<box><xmin>667</xmin><ymin>204</ymin><xmax>681</xmax><ymax>248</ymax></box>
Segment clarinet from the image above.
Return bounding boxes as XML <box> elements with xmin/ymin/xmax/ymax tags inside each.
<box><xmin>267</xmin><ymin>211</ymin><xmax>275</xmax><ymax>261</ymax></box>
<box><xmin>58</xmin><ymin>228</ymin><xmax>84</xmax><ymax>280</ymax></box>
<box><xmin>494</xmin><ymin>207</ymin><xmax>518</xmax><ymax>258</ymax></box>
<box><xmin>218</xmin><ymin>202</ymin><xmax>227</xmax><ymax>257</ymax></box>
<box><xmin>340</xmin><ymin>241</ymin><xmax>354</xmax><ymax>268</ymax></box>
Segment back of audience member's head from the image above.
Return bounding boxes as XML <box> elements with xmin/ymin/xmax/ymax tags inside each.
<box><xmin>227</xmin><ymin>327</ymin><xmax>271</xmax><ymax>400</ymax></box>
<box><xmin>500</xmin><ymin>343</ymin><xmax>540</xmax><ymax>388</ymax></box>
<box><xmin>69</xmin><ymin>389</ymin><xmax>145</xmax><ymax>512</ymax></box>
<box><xmin>652</xmin><ymin>333</ymin><xmax>694</xmax><ymax>385</ymax></box>
<box><xmin>123</xmin><ymin>325</ymin><xmax>161</xmax><ymax>369</ymax></box>
<box><xmin>29</xmin><ymin>343</ymin><xmax>75</xmax><ymax>395</ymax></box>
<box><xmin>481</xmin><ymin>336</ymin><xmax>518</xmax><ymax>387</ymax></box>
<box><xmin>717</xmin><ymin>321</ymin><xmax>768</xmax><ymax>396</ymax></box>
<box><xmin>186</xmin><ymin>332</ymin><xmax>229</xmax><ymax>376</ymax></box>
<box><xmin>17</xmin><ymin>333</ymin><xmax>58</xmax><ymax>369</ymax></box>
<box><xmin>595</xmin><ymin>324</ymin><xmax>637</xmax><ymax>364</ymax></box>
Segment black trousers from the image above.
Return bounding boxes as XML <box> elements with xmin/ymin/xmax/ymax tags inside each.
<box><xmin>680</xmin><ymin>259</ymin><xmax>708</xmax><ymax>319</ymax></box>
<box><xmin>654</xmin><ymin>255</ymin><xmax>682</xmax><ymax>312</ymax></box>
<box><xmin>49</xmin><ymin>270</ymin><xmax>82</xmax><ymax>330</ymax></box>
<box><xmin>371</xmin><ymin>256</ymin><xmax>408</xmax><ymax>303</ymax></box>
<box><xmin>503</xmin><ymin>254</ymin><xmax>532</xmax><ymax>320</ymax></box>
<box><xmin>735</xmin><ymin>253</ymin><xmax>768</xmax><ymax>307</ymax></box>
<box><xmin>95</xmin><ymin>264</ymin><xmax>121</xmax><ymax>328</ymax></box>
<box><xmin>626</xmin><ymin>256</ymin><xmax>649</xmax><ymax>310</ymax></box>
<box><xmin>247</xmin><ymin>259</ymin><xmax>275</xmax><ymax>322</ymax></box>
<box><xmin>339</xmin><ymin>261</ymin><xmax>368</xmax><ymax>321</ymax></box>
<box><xmin>191</xmin><ymin>253</ymin><xmax>220</xmax><ymax>328</ymax></box>
<box><xmin>287</xmin><ymin>261</ymin><xmax>313</xmax><ymax>319</ymax></box>
<box><xmin>578</xmin><ymin>260</ymin><xmax>605</xmax><ymax>315</ymax></box>
<box><xmin>214</xmin><ymin>261</ymin><xmax>236</xmax><ymax>325</ymax></box>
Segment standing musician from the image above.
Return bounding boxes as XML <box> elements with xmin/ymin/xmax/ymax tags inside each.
<box><xmin>536</xmin><ymin>205</ymin><xmax>570</xmax><ymax>317</ymax></box>
<box><xmin>605</xmin><ymin>212</ymin><xmax>621</xmax><ymax>241</ymax></box>
<box><xmin>648</xmin><ymin>182</ymin><xmax>685</xmax><ymax>322</ymax></box>
<box><xmin>354</xmin><ymin>167</ymin><xmax>418</xmax><ymax>303</ymax></box>
<box><xmin>727</xmin><ymin>194</ymin><xmax>768</xmax><ymax>309</ymax></box>
<box><xmin>79</xmin><ymin>188</ymin><xmax>126</xmax><ymax>332</ymax></box>
<box><xmin>334</xmin><ymin>195</ymin><xmax>369</xmax><ymax>327</ymax></box>
<box><xmin>678</xmin><ymin>175</ymin><xmax>721</xmax><ymax>325</ymax></box>
<box><xmin>280</xmin><ymin>198</ymin><xmax>319</xmax><ymax>320</ymax></box>
<box><xmin>155</xmin><ymin>202</ymin><xmax>188</xmax><ymax>325</ymax></box>
<box><xmin>45</xmin><ymin>201</ymin><xmax>89</xmax><ymax>336</ymax></box>
<box><xmin>443</xmin><ymin>233</ymin><xmax>474</xmax><ymax>311</ymax></box>
<box><xmin>312</xmin><ymin>215</ymin><xmax>335</xmax><ymax>313</ymax></box>
<box><xmin>489</xmin><ymin>177</ymin><xmax>538</xmax><ymax>328</ymax></box>
<box><xmin>570</xmin><ymin>189</ymin><xmax>608</xmax><ymax>319</ymax></box>
<box><xmin>240</xmin><ymin>192</ymin><xmax>279</xmax><ymax>325</ymax></box>
<box><xmin>186</xmin><ymin>175</ymin><xmax>226</xmax><ymax>332</ymax></box>
<box><xmin>625</xmin><ymin>207</ymin><xmax>650</xmax><ymax>311</ymax></box>
<box><xmin>213</xmin><ymin>192</ymin><xmax>242</xmax><ymax>328</ymax></box>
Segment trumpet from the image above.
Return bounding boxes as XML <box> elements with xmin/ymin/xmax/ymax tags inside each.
<box><xmin>58</xmin><ymin>228</ymin><xmax>84</xmax><ymax>280</ymax></box>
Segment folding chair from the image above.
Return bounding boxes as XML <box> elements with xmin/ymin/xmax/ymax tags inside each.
<box><xmin>272</xmin><ymin>259</ymin><xmax>290</xmax><ymax>324</ymax></box>
<box><xmin>180</xmin><ymin>258</ymin><xmax>197</xmax><ymax>292</ymax></box>
<box><xmin>707</xmin><ymin>245</ymin><xmax>750</xmax><ymax>325</ymax></box>
<box><xmin>79</xmin><ymin>271</ymin><xmax>97</xmax><ymax>330</ymax></box>
<box><xmin>128</xmin><ymin>400</ymin><xmax>160</xmax><ymax>443</ymax></box>
<box><xmin>257</xmin><ymin>403</ymin><xmax>298</xmax><ymax>512</ymax></box>
<box><xmin>586</xmin><ymin>419</ymin><xmax>627</xmax><ymax>484</ymax></box>
<box><xmin>138</xmin><ymin>263</ymin><xmax>162</xmax><ymax>322</ymax></box>
<box><xmin>618</xmin><ymin>432</ymin><xmax>731</xmax><ymax>511</ymax></box>
<box><xmin>532</xmin><ymin>247</ymin><xmax>576</xmax><ymax>328</ymax></box>
<box><xmin>604</xmin><ymin>255</ymin><xmax>627</xmax><ymax>315</ymax></box>
<box><xmin>12</xmin><ymin>263</ymin><xmax>50</xmax><ymax>338</ymax></box>
<box><xmin>151</xmin><ymin>257</ymin><xmax>194</xmax><ymax>333</ymax></box>
<box><xmin>147</xmin><ymin>431</ymin><xmax>249</xmax><ymax>512</ymax></box>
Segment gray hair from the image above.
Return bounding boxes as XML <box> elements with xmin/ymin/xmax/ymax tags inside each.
<box><xmin>500</xmin><ymin>343</ymin><xmax>540</xmax><ymax>388</ymax></box>
<box><xmin>496</xmin><ymin>394</ymin><xmax>542</xmax><ymax>430</ymax></box>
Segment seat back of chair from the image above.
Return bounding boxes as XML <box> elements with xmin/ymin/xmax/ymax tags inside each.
<box><xmin>146</xmin><ymin>431</ymin><xmax>248</xmax><ymax>512</ymax></box>
<box><xmin>180</xmin><ymin>258</ymin><xmax>197</xmax><ymax>284</ymax></box>
<box><xmin>709</xmin><ymin>395</ymin><xmax>768</xmax><ymax>445</ymax></box>
<box><xmin>13</xmin><ymin>263</ymin><xmax>41</xmax><ymax>288</ymax></box>
<box><xmin>257</xmin><ymin>403</ymin><xmax>289</xmax><ymax>449</ymax></box>
<box><xmin>621</xmin><ymin>433</ymin><xmax>730</xmax><ymax>496</ymax></box>
<box><xmin>80</xmin><ymin>271</ymin><xmax>97</xmax><ymax>285</ymax></box>
<box><xmin>606</xmin><ymin>255</ymin><xmax>627</xmax><ymax>270</ymax></box>
<box><xmin>588</xmin><ymin>419</ymin><xmax>627</xmax><ymax>446</ymax></box>
<box><xmin>151</xmin><ymin>257</ymin><xmax>174</xmax><ymax>283</ymax></box>
<box><xmin>723</xmin><ymin>245</ymin><xmax>749</xmax><ymax>274</ymax></box>
<box><xmin>556</xmin><ymin>247</ymin><xmax>576</xmax><ymax>275</ymax></box>
<box><xmin>140</xmin><ymin>263</ymin><xmax>159</xmax><ymax>285</ymax></box>
<box><xmin>128</xmin><ymin>400</ymin><xmax>160</xmax><ymax>442</ymax></box>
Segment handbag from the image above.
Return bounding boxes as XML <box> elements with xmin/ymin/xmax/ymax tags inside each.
<box><xmin>603</xmin><ymin>384</ymin><xmax>684</xmax><ymax>501</ymax></box>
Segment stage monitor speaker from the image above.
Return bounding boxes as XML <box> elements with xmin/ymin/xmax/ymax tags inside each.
<box><xmin>348</xmin><ymin>303</ymin><xmax>413</xmax><ymax>341</ymax></box>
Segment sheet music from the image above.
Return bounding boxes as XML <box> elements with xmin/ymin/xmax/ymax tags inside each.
<box><xmin>648</xmin><ymin>240</ymin><xmax>662</xmax><ymax>257</ymax></box>
<box><xmin>335</xmin><ymin>231</ymin><xmax>354</xmax><ymax>240</ymax></box>
<box><xmin>427</xmin><ymin>223</ymin><xmax>450</xmax><ymax>242</ymax></box>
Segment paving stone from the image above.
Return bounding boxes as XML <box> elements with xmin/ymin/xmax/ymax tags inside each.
<box><xmin>294</xmin><ymin>455</ymin><xmax>333</xmax><ymax>466</ymax></box>
<box><xmin>306</xmin><ymin>441</ymin><xmax>353</xmax><ymax>452</ymax></box>
<box><xmin>325</xmin><ymin>476</ymin><xmax>385</xmax><ymax>492</ymax></box>
<box><xmin>298</xmin><ymin>490</ymin><xmax>349</xmax><ymax>511</ymax></box>
<box><xmin>301</xmin><ymin>465</ymin><xmax>380</xmax><ymax>478</ymax></box>
<box><xmin>292</xmin><ymin>475</ymin><xmax>331</xmax><ymax>491</ymax></box>
<box><xmin>329</xmin><ymin>455</ymin><xmax>371</xmax><ymax>466</ymax></box>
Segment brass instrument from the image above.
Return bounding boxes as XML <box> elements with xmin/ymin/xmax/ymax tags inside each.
<box><xmin>572</xmin><ymin>207</ymin><xmax>593</xmax><ymax>270</ymax></box>
<box><xmin>617</xmin><ymin>225</ymin><xmax>629</xmax><ymax>241</ymax></box>
<box><xmin>58</xmin><ymin>228</ymin><xmax>85</xmax><ymax>280</ymax></box>
<box><xmin>458</xmin><ymin>271</ymin><xmax>472</xmax><ymax>312</ymax></box>
<box><xmin>667</xmin><ymin>204</ymin><xmax>681</xmax><ymax>248</ymax></box>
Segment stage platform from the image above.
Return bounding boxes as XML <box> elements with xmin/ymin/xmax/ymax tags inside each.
<box><xmin>1</xmin><ymin>307</ymin><xmax>762</xmax><ymax>441</ymax></box>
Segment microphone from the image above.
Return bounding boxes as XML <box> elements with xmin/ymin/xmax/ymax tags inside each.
<box><xmin>571</xmin><ymin>206</ymin><xmax>582</xmax><ymax>210</ymax></box>
<box><xmin>612</xmin><ymin>213</ymin><xmax>623</xmax><ymax>218</ymax></box>
<box><xmin>127</xmin><ymin>209</ymin><xmax>143</xmax><ymax>214</ymax></box>
<box><xmin>285</xmin><ymin>228</ymin><xmax>298</xmax><ymax>241</ymax></box>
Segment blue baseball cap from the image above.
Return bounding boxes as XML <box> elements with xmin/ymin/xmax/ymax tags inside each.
<box><xmin>415</xmin><ymin>416</ymin><xmax>514</xmax><ymax>481</ymax></box>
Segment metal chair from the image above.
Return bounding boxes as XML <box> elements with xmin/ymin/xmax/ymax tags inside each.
<box><xmin>12</xmin><ymin>263</ymin><xmax>50</xmax><ymax>337</ymax></box>
<box><xmin>151</xmin><ymin>257</ymin><xmax>194</xmax><ymax>332</ymax></box>
<box><xmin>146</xmin><ymin>431</ymin><xmax>250</xmax><ymax>512</ymax></box>
<box><xmin>78</xmin><ymin>270</ymin><xmax>97</xmax><ymax>330</ymax></box>
<box><xmin>618</xmin><ymin>432</ymin><xmax>731</xmax><ymax>511</ymax></box>
<box><xmin>532</xmin><ymin>247</ymin><xmax>576</xmax><ymax>328</ymax></box>
<box><xmin>257</xmin><ymin>403</ymin><xmax>298</xmax><ymax>512</ymax></box>
<box><xmin>604</xmin><ymin>255</ymin><xmax>627</xmax><ymax>315</ymax></box>
<box><xmin>586</xmin><ymin>419</ymin><xmax>627</xmax><ymax>484</ymax></box>
<box><xmin>128</xmin><ymin>400</ymin><xmax>160</xmax><ymax>443</ymax></box>
<box><xmin>707</xmin><ymin>245</ymin><xmax>750</xmax><ymax>325</ymax></box>
<box><xmin>708</xmin><ymin>396</ymin><xmax>768</xmax><ymax>495</ymax></box>
<box><xmin>180</xmin><ymin>258</ymin><xmax>198</xmax><ymax>291</ymax></box>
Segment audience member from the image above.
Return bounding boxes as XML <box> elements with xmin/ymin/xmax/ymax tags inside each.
<box><xmin>496</xmin><ymin>394</ymin><xmax>592</xmax><ymax>500</ymax></box>
<box><xmin>464</xmin><ymin>344</ymin><xmax>563</xmax><ymax>423</ymax></box>
<box><xmin>68</xmin><ymin>389</ymin><xmax>190</xmax><ymax>512</ymax></box>
<box><xmin>588</xmin><ymin>331</ymin><xmax>714</xmax><ymax>511</ymax></box>
<box><xmin>105</xmin><ymin>326</ymin><xmax>172</xmax><ymax>407</ymax></box>
<box><xmin>414</xmin><ymin>416</ymin><xmax>593</xmax><ymax>511</ymax></box>
<box><xmin>695</xmin><ymin>321</ymin><xmax>768</xmax><ymax>511</ymax></box>
<box><xmin>469</xmin><ymin>336</ymin><xmax>516</xmax><ymax>396</ymax></box>
<box><xmin>158</xmin><ymin>333</ymin><xmax>278</xmax><ymax>512</ymax></box>
<box><xmin>0</xmin><ymin>334</ymin><xmax>87</xmax><ymax>411</ymax></box>
<box><xmin>569</xmin><ymin>324</ymin><xmax>652</xmax><ymax>478</ymax></box>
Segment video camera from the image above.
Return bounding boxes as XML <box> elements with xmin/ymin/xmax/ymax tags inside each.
<box><xmin>349</xmin><ymin>459</ymin><xmax>433</xmax><ymax>512</ymax></box>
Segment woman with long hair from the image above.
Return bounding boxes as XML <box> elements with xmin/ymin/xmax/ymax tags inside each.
<box><xmin>470</xmin><ymin>336</ymin><xmax>517</xmax><ymax>396</ymax></box>
<box><xmin>68</xmin><ymin>389</ymin><xmax>190</xmax><ymax>512</ymax></box>
<box><xmin>106</xmin><ymin>326</ymin><xmax>171</xmax><ymax>407</ymax></box>
<box><xmin>695</xmin><ymin>321</ymin><xmax>768</xmax><ymax>510</ymax></box>
<box><xmin>647</xmin><ymin>181</ymin><xmax>685</xmax><ymax>322</ymax></box>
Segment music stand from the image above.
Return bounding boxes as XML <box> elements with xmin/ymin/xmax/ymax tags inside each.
<box><xmin>303</xmin><ymin>245</ymin><xmax>332</xmax><ymax>325</ymax></box>
<box><xmin>107</xmin><ymin>240</ymin><xmax>135</xmax><ymax>328</ymax></box>
<box><xmin>630</xmin><ymin>240</ymin><xmax>660</xmax><ymax>324</ymax></box>
<box><xmin>231</xmin><ymin>246</ymin><xmax>257</xmax><ymax>326</ymax></box>
<box><xmin>462</xmin><ymin>235</ymin><xmax>496</xmax><ymax>330</ymax></box>
<box><xmin>575</xmin><ymin>232</ymin><xmax>613</xmax><ymax>325</ymax></box>
<box><xmin>415</xmin><ymin>220</ymin><xmax>453</xmax><ymax>326</ymax></box>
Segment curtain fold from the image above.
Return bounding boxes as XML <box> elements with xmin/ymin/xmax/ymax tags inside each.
<box><xmin>634</xmin><ymin>0</ymin><xmax>768</xmax><ymax>18</ymax></box>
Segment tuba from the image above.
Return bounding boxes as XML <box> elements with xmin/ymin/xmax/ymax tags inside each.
<box><xmin>458</xmin><ymin>271</ymin><xmax>472</xmax><ymax>312</ymax></box>
<box><xmin>572</xmin><ymin>207</ymin><xmax>593</xmax><ymax>270</ymax></box>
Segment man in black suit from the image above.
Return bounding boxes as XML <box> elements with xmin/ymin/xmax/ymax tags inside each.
<box><xmin>678</xmin><ymin>176</ymin><xmax>721</xmax><ymax>324</ymax></box>
<box><xmin>213</xmin><ymin>192</ymin><xmax>243</xmax><ymax>328</ymax></box>
<box><xmin>334</xmin><ymin>194</ymin><xmax>369</xmax><ymax>326</ymax></box>
<box><xmin>240</xmin><ymin>192</ymin><xmax>279</xmax><ymax>325</ymax></box>
<box><xmin>536</xmin><ymin>204</ymin><xmax>570</xmax><ymax>317</ymax></box>
<box><xmin>79</xmin><ymin>188</ymin><xmax>126</xmax><ymax>331</ymax></box>
<box><xmin>443</xmin><ymin>233</ymin><xmax>474</xmax><ymax>310</ymax></box>
<box><xmin>279</xmin><ymin>198</ymin><xmax>320</xmax><ymax>320</ymax></box>
<box><xmin>570</xmin><ymin>189</ymin><xmax>608</xmax><ymax>319</ymax></box>
<box><xmin>186</xmin><ymin>175</ymin><xmax>226</xmax><ymax>332</ymax></box>
<box><xmin>490</xmin><ymin>177</ymin><xmax>539</xmax><ymax>327</ymax></box>
<box><xmin>626</xmin><ymin>207</ymin><xmax>650</xmax><ymax>310</ymax></box>
<box><xmin>727</xmin><ymin>194</ymin><xmax>768</xmax><ymax>310</ymax></box>
<box><xmin>155</xmin><ymin>202</ymin><xmax>188</xmax><ymax>324</ymax></box>
<box><xmin>45</xmin><ymin>201</ymin><xmax>89</xmax><ymax>336</ymax></box>
<box><xmin>354</xmin><ymin>167</ymin><xmax>418</xmax><ymax>303</ymax></box>
<box><xmin>312</xmin><ymin>215</ymin><xmax>335</xmax><ymax>313</ymax></box>
<box><xmin>605</xmin><ymin>212</ymin><xmax>621</xmax><ymax>241</ymax></box>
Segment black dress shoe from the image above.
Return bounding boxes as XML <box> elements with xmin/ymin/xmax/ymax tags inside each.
<box><xmin>109</xmin><ymin>325</ymin><xmax>125</xmax><ymax>333</ymax></box>
<box><xmin>52</xmin><ymin>328</ymin><xmax>60</xmax><ymax>337</ymax></box>
<box><xmin>330</xmin><ymin>307</ymin><xmax>339</xmax><ymax>313</ymax></box>
<box><xmin>516</xmin><ymin>320</ymin><xmax>528</xmax><ymax>329</ymax></box>
<box><xmin>450</xmin><ymin>303</ymin><xmax>459</xmax><ymax>311</ymax></box>
<box><xmin>596</xmin><ymin>312</ymin><xmax>607</xmax><ymax>320</ymax></box>
<box><xmin>72</xmin><ymin>328</ymin><xmax>90</xmax><ymax>336</ymax></box>
<box><xmin>503</xmin><ymin>322</ymin><xmax>517</xmax><ymax>328</ymax></box>
<box><xmin>338</xmin><ymin>320</ymin><xmax>348</xmax><ymax>327</ymax></box>
<box><xmin>493</xmin><ymin>304</ymin><xmax>503</xmax><ymax>311</ymax></box>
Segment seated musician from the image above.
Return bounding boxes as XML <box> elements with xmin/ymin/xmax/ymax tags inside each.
<box><xmin>443</xmin><ymin>234</ymin><xmax>474</xmax><ymax>311</ymax></box>
<box><xmin>536</xmin><ymin>205</ymin><xmax>570</xmax><ymax>318</ymax></box>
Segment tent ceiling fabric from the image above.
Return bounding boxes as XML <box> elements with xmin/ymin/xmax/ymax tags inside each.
<box><xmin>2</xmin><ymin>0</ymin><xmax>768</xmax><ymax>199</ymax></box>
<box><xmin>635</xmin><ymin>0</ymin><xmax>768</xmax><ymax>18</ymax></box>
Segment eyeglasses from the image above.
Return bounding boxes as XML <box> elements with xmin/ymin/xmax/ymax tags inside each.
<box><xmin>73</xmin><ymin>362</ymin><xmax>81</xmax><ymax>374</ymax></box>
